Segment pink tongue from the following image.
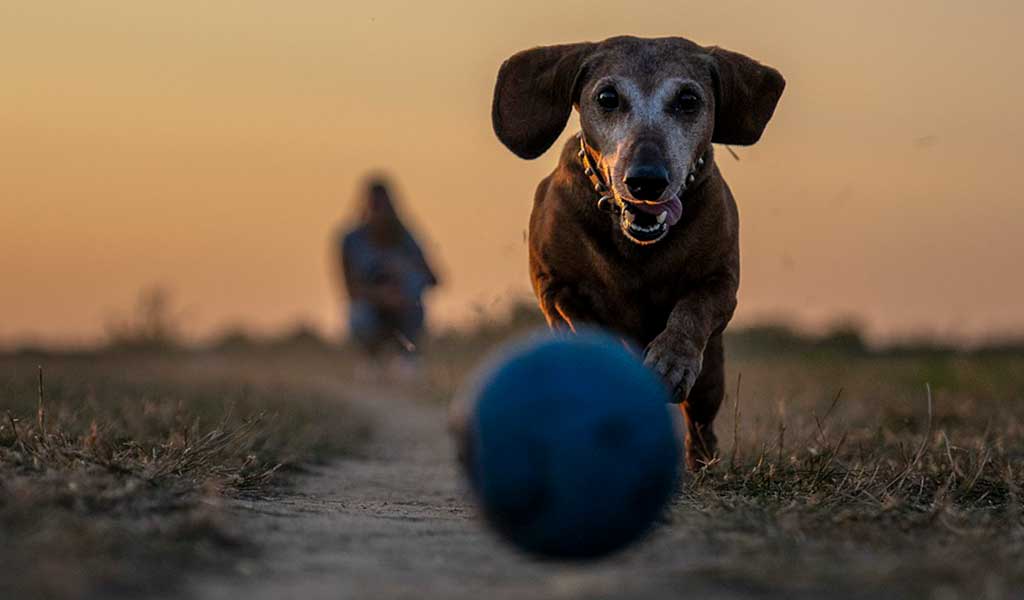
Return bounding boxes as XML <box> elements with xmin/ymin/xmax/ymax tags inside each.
<box><xmin>629</xmin><ymin>195</ymin><xmax>683</xmax><ymax>225</ymax></box>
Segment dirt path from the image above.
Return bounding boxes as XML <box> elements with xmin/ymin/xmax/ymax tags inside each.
<box><xmin>183</xmin><ymin>383</ymin><xmax>896</xmax><ymax>600</ymax></box>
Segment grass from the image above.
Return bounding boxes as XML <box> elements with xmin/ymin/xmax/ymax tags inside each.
<box><xmin>417</xmin><ymin>309</ymin><xmax>1024</xmax><ymax>596</ymax></box>
<box><xmin>0</xmin><ymin>350</ymin><xmax>369</xmax><ymax>599</ymax></box>
<box><xmin>663</xmin><ymin>352</ymin><xmax>1024</xmax><ymax>596</ymax></box>
<box><xmin>2</xmin><ymin>307</ymin><xmax>1023</xmax><ymax>598</ymax></box>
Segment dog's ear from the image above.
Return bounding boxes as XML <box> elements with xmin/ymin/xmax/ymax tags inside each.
<box><xmin>492</xmin><ymin>43</ymin><xmax>596</xmax><ymax>159</ymax></box>
<box><xmin>705</xmin><ymin>46</ymin><xmax>785</xmax><ymax>146</ymax></box>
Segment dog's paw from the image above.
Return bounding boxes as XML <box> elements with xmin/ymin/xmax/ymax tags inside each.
<box><xmin>643</xmin><ymin>335</ymin><xmax>703</xmax><ymax>401</ymax></box>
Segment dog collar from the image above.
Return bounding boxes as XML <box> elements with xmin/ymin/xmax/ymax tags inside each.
<box><xmin>575</xmin><ymin>132</ymin><xmax>711</xmax><ymax>213</ymax></box>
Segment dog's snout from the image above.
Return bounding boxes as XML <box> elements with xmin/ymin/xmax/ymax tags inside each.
<box><xmin>624</xmin><ymin>164</ymin><xmax>670</xmax><ymax>201</ymax></box>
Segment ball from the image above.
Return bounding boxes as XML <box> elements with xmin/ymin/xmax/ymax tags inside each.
<box><xmin>457</xmin><ymin>329</ymin><xmax>681</xmax><ymax>559</ymax></box>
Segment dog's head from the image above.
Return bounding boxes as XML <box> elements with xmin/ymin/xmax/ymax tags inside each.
<box><xmin>492</xmin><ymin>36</ymin><xmax>784</xmax><ymax>244</ymax></box>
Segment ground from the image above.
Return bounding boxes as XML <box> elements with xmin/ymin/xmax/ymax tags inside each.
<box><xmin>2</xmin><ymin>320</ymin><xmax>1023</xmax><ymax>599</ymax></box>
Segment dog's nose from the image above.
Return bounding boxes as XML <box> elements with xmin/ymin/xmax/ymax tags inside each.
<box><xmin>624</xmin><ymin>165</ymin><xmax>670</xmax><ymax>201</ymax></box>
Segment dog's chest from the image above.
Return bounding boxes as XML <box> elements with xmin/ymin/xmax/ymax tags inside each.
<box><xmin>588</xmin><ymin>270</ymin><xmax>681</xmax><ymax>343</ymax></box>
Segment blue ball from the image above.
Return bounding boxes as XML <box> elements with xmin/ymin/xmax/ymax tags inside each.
<box><xmin>460</xmin><ymin>329</ymin><xmax>681</xmax><ymax>559</ymax></box>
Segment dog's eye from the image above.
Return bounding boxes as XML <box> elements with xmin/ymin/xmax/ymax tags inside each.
<box><xmin>669</xmin><ymin>92</ymin><xmax>701</xmax><ymax>115</ymax></box>
<box><xmin>596</xmin><ymin>87</ymin><xmax>620</xmax><ymax>111</ymax></box>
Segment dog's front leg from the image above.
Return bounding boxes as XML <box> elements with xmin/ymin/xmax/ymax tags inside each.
<box><xmin>537</xmin><ymin>282</ymin><xmax>598</xmax><ymax>334</ymax></box>
<box><xmin>643</xmin><ymin>273</ymin><xmax>737</xmax><ymax>469</ymax></box>
<box><xmin>643</xmin><ymin>273</ymin><xmax>737</xmax><ymax>398</ymax></box>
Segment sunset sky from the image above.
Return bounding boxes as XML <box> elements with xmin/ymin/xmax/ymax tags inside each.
<box><xmin>2</xmin><ymin>1</ymin><xmax>1022</xmax><ymax>345</ymax></box>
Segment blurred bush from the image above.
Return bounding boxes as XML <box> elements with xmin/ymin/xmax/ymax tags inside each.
<box><xmin>104</xmin><ymin>287</ymin><xmax>185</xmax><ymax>352</ymax></box>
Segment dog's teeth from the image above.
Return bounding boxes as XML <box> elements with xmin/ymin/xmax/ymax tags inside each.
<box><xmin>657</xmin><ymin>211</ymin><xmax>667</xmax><ymax>224</ymax></box>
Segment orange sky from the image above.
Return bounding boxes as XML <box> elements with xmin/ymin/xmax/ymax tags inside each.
<box><xmin>2</xmin><ymin>1</ymin><xmax>1022</xmax><ymax>345</ymax></box>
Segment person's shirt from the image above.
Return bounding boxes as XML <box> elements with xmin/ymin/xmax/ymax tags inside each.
<box><xmin>340</xmin><ymin>225</ymin><xmax>437</xmax><ymax>303</ymax></box>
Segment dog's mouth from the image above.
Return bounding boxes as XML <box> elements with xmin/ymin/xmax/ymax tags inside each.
<box><xmin>618</xmin><ymin>196</ymin><xmax>683</xmax><ymax>245</ymax></box>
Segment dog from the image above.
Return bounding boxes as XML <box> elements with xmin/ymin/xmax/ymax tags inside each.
<box><xmin>491</xmin><ymin>36</ymin><xmax>785</xmax><ymax>470</ymax></box>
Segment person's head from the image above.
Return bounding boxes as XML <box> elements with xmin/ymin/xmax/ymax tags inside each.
<box><xmin>361</xmin><ymin>176</ymin><xmax>405</xmax><ymax>244</ymax></box>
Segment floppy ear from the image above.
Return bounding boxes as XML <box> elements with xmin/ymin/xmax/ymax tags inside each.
<box><xmin>705</xmin><ymin>46</ymin><xmax>785</xmax><ymax>146</ymax></box>
<box><xmin>492</xmin><ymin>43</ymin><xmax>596</xmax><ymax>159</ymax></box>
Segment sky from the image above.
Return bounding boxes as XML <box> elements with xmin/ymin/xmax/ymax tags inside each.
<box><xmin>2</xmin><ymin>1</ymin><xmax>1022</xmax><ymax>345</ymax></box>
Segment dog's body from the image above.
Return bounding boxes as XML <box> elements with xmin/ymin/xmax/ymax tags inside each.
<box><xmin>492</xmin><ymin>36</ymin><xmax>784</xmax><ymax>469</ymax></box>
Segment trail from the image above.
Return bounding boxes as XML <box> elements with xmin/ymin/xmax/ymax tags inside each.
<box><xmin>185</xmin><ymin>382</ymin><xmax>893</xmax><ymax>600</ymax></box>
<box><xmin>185</xmin><ymin>382</ymin><xmax>727</xmax><ymax>600</ymax></box>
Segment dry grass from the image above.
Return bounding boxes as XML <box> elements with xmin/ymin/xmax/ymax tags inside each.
<box><xmin>662</xmin><ymin>352</ymin><xmax>1024</xmax><ymax>596</ymax></box>
<box><xmin>0</xmin><ymin>351</ymin><xmax>368</xmax><ymax>600</ymax></box>
<box><xmin>418</xmin><ymin>309</ymin><xmax>1024</xmax><ymax>596</ymax></box>
<box><xmin>2</xmin><ymin>311</ymin><xmax>1023</xmax><ymax>598</ymax></box>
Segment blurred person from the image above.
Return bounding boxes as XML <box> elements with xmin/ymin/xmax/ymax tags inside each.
<box><xmin>335</xmin><ymin>176</ymin><xmax>439</xmax><ymax>376</ymax></box>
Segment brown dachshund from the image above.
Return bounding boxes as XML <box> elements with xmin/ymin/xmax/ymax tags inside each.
<box><xmin>491</xmin><ymin>36</ymin><xmax>785</xmax><ymax>470</ymax></box>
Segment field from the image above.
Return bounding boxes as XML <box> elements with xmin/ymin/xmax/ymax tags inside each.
<box><xmin>0</xmin><ymin>349</ymin><xmax>369</xmax><ymax>599</ymax></box>
<box><xmin>2</xmin><ymin>310</ymin><xmax>1023</xmax><ymax>599</ymax></box>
